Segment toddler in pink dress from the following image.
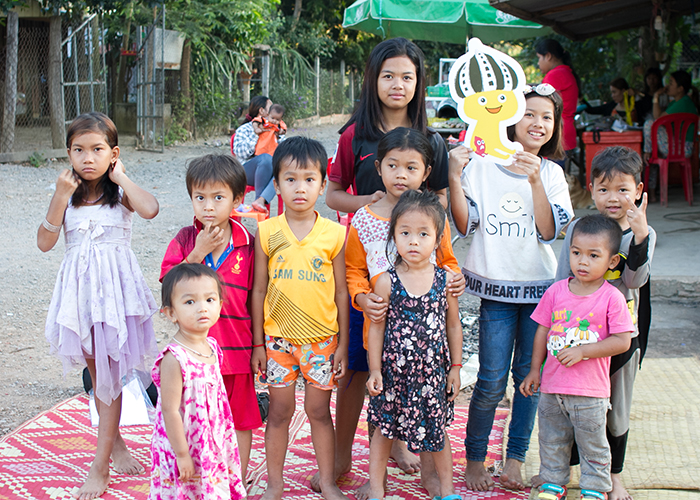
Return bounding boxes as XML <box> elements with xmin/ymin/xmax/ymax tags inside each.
<box><xmin>149</xmin><ymin>264</ymin><xmax>246</xmax><ymax>499</ymax></box>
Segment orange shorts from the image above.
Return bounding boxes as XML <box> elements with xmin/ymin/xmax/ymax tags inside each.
<box><xmin>258</xmin><ymin>335</ymin><xmax>337</xmax><ymax>390</ymax></box>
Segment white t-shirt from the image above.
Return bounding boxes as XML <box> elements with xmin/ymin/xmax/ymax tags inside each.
<box><xmin>458</xmin><ymin>156</ymin><xmax>573</xmax><ymax>303</ymax></box>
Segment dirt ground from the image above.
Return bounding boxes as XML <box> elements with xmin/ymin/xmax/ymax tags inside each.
<box><xmin>1</xmin><ymin>122</ymin><xmax>698</xmax><ymax>438</ymax></box>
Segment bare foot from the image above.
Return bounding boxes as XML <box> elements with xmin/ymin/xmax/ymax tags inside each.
<box><xmin>252</xmin><ymin>198</ymin><xmax>269</xmax><ymax>215</ymax></box>
<box><xmin>354</xmin><ymin>481</ymin><xmax>372</xmax><ymax>500</ymax></box>
<box><xmin>499</xmin><ymin>458</ymin><xmax>525</xmax><ymax>490</ymax></box>
<box><xmin>530</xmin><ymin>473</ymin><xmax>544</xmax><ymax>488</ymax></box>
<box><xmin>390</xmin><ymin>440</ymin><xmax>420</xmax><ymax>474</ymax></box>
<box><xmin>110</xmin><ymin>440</ymin><xmax>144</xmax><ymax>475</ymax></box>
<box><xmin>260</xmin><ymin>484</ymin><xmax>284</xmax><ymax>500</ymax></box>
<box><xmin>310</xmin><ymin>459</ymin><xmax>352</xmax><ymax>492</ymax></box>
<box><xmin>320</xmin><ymin>482</ymin><xmax>349</xmax><ymax>500</ymax></box>
<box><xmin>419</xmin><ymin>466</ymin><xmax>441</xmax><ymax>498</ymax></box>
<box><xmin>72</xmin><ymin>470</ymin><xmax>109</xmax><ymax>500</ymax></box>
<box><xmin>464</xmin><ymin>459</ymin><xmax>494</xmax><ymax>491</ymax></box>
<box><xmin>610</xmin><ymin>473</ymin><xmax>633</xmax><ymax>500</ymax></box>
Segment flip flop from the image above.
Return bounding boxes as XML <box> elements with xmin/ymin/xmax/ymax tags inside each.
<box><xmin>537</xmin><ymin>483</ymin><xmax>567</xmax><ymax>500</ymax></box>
<box><xmin>580</xmin><ymin>490</ymin><xmax>608</xmax><ymax>500</ymax></box>
<box><xmin>441</xmin><ymin>495</ymin><xmax>463</xmax><ymax>500</ymax></box>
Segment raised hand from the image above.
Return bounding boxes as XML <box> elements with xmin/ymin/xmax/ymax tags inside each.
<box><xmin>108</xmin><ymin>158</ymin><xmax>127</xmax><ymax>185</ymax></box>
<box><xmin>192</xmin><ymin>222</ymin><xmax>227</xmax><ymax>260</ymax></box>
<box><xmin>56</xmin><ymin>169</ymin><xmax>81</xmax><ymax>199</ymax></box>
<box><xmin>511</xmin><ymin>151</ymin><xmax>542</xmax><ymax>185</ymax></box>
<box><xmin>448</xmin><ymin>145</ymin><xmax>472</xmax><ymax>177</ymax></box>
<box><xmin>625</xmin><ymin>193</ymin><xmax>649</xmax><ymax>243</ymax></box>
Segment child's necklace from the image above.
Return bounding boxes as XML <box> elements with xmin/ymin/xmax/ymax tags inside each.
<box><xmin>83</xmin><ymin>192</ymin><xmax>104</xmax><ymax>204</ymax></box>
<box><xmin>172</xmin><ymin>338</ymin><xmax>214</xmax><ymax>358</ymax></box>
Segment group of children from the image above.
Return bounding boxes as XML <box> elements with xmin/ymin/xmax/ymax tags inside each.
<box><xmin>39</xmin><ymin>38</ymin><xmax>654</xmax><ymax>500</ymax></box>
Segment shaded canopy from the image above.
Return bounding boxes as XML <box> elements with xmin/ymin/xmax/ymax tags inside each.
<box><xmin>343</xmin><ymin>0</ymin><xmax>549</xmax><ymax>44</ymax></box>
<box><xmin>488</xmin><ymin>0</ymin><xmax>698</xmax><ymax>40</ymax></box>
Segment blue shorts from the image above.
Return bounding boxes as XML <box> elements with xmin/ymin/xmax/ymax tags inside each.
<box><xmin>347</xmin><ymin>300</ymin><xmax>369</xmax><ymax>372</ymax></box>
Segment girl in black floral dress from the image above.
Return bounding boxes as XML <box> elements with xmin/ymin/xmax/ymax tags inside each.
<box><xmin>366</xmin><ymin>190</ymin><xmax>464</xmax><ymax>500</ymax></box>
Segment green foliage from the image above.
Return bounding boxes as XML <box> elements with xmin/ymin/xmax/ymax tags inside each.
<box><xmin>27</xmin><ymin>151</ymin><xmax>45</xmax><ymax>168</ymax></box>
<box><xmin>269</xmin><ymin>81</ymin><xmax>315</xmax><ymax>124</ymax></box>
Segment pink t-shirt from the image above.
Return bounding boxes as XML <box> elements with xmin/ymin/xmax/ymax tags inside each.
<box><xmin>543</xmin><ymin>64</ymin><xmax>579</xmax><ymax>151</ymax></box>
<box><xmin>531</xmin><ymin>279</ymin><xmax>634</xmax><ymax>398</ymax></box>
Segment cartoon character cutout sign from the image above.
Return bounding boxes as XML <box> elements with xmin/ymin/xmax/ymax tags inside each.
<box><xmin>449</xmin><ymin>38</ymin><xmax>527</xmax><ymax>164</ymax></box>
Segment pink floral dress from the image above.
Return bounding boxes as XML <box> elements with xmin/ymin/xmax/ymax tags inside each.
<box><xmin>149</xmin><ymin>338</ymin><xmax>246</xmax><ymax>499</ymax></box>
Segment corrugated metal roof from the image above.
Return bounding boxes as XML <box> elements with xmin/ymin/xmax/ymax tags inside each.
<box><xmin>489</xmin><ymin>0</ymin><xmax>698</xmax><ymax>40</ymax></box>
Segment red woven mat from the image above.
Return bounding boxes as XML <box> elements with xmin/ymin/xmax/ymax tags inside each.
<box><xmin>0</xmin><ymin>393</ymin><xmax>528</xmax><ymax>499</ymax></box>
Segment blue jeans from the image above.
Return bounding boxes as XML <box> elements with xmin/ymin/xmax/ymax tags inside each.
<box><xmin>243</xmin><ymin>154</ymin><xmax>276</xmax><ymax>203</ymax></box>
<box><xmin>538</xmin><ymin>393</ymin><xmax>611</xmax><ymax>493</ymax></box>
<box><xmin>465</xmin><ymin>299</ymin><xmax>539</xmax><ymax>462</ymax></box>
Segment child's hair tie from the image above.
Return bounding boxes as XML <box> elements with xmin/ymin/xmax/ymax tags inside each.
<box><xmin>252</xmin><ymin>344</ymin><xmax>264</xmax><ymax>348</ymax></box>
<box><xmin>42</xmin><ymin>218</ymin><xmax>62</xmax><ymax>233</ymax></box>
<box><xmin>451</xmin><ymin>363</ymin><xmax>463</xmax><ymax>368</ymax></box>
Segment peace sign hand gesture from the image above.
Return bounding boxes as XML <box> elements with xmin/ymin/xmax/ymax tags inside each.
<box><xmin>625</xmin><ymin>193</ymin><xmax>649</xmax><ymax>244</ymax></box>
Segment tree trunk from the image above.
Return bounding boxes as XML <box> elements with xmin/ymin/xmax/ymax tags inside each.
<box><xmin>48</xmin><ymin>15</ymin><xmax>65</xmax><ymax>149</ymax></box>
<box><xmin>291</xmin><ymin>0</ymin><xmax>303</xmax><ymax>30</ymax></box>
<box><xmin>1</xmin><ymin>11</ymin><xmax>18</xmax><ymax>153</ymax></box>
<box><xmin>181</xmin><ymin>39</ymin><xmax>192</xmax><ymax>132</ymax></box>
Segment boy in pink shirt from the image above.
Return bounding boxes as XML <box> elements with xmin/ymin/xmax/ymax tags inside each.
<box><xmin>521</xmin><ymin>215</ymin><xmax>634</xmax><ymax>500</ymax></box>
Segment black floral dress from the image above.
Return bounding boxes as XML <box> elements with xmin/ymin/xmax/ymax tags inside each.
<box><xmin>368</xmin><ymin>267</ymin><xmax>454</xmax><ymax>453</ymax></box>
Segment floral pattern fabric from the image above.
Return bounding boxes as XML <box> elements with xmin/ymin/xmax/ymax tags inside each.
<box><xmin>149</xmin><ymin>339</ymin><xmax>246</xmax><ymax>499</ymax></box>
<box><xmin>368</xmin><ymin>267</ymin><xmax>454</xmax><ymax>453</ymax></box>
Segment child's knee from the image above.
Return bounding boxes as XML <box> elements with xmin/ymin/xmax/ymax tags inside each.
<box><xmin>304</xmin><ymin>398</ymin><xmax>332</xmax><ymax>423</ymax></box>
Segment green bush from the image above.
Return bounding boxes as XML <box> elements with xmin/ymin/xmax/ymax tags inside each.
<box><xmin>269</xmin><ymin>83</ymin><xmax>316</xmax><ymax>125</ymax></box>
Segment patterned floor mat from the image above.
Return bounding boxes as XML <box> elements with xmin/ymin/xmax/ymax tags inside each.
<box><xmin>0</xmin><ymin>393</ymin><xmax>523</xmax><ymax>499</ymax></box>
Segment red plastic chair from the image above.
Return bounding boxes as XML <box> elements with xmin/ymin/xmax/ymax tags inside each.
<box><xmin>646</xmin><ymin>112</ymin><xmax>698</xmax><ymax>206</ymax></box>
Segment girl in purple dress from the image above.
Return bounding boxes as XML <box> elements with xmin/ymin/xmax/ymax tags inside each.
<box><xmin>366</xmin><ymin>190</ymin><xmax>464</xmax><ymax>500</ymax></box>
<box><xmin>38</xmin><ymin>112</ymin><xmax>159</xmax><ymax>500</ymax></box>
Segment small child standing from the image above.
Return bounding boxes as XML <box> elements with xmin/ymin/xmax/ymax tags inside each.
<box><xmin>150</xmin><ymin>264</ymin><xmax>246</xmax><ymax>499</ymax></box>
<box><xmin>521</xmin><ymin>215</ymin><xmax>634</xmax><ymax>500</ymax></box>
<box><xmin>366</xmin><ymin>190</ymin><xmax>464</xmax><ymax>500</ymax></box>
<box><xmin>555</xmin><ymin>146</ymin><xmax>656</xmax><ymax>500</ymax></box>
<box><xmin>253</xmin><ymin>104</ymin><xmax>287</xmax><ymax>157</ymax></box>
<box><xmin>160</xmin><ymin>154</ymin><xmax>259</xmax><ymax>478</ymax></box>
<box><xmin>39</xmin><ymin>112</ymin><xmax>160</xmax><ymax>499</ymax></box>
<box><xmin>251</xmin><ymin>136</ymin><xmax>349</xmax><ymax>500</ymax></box>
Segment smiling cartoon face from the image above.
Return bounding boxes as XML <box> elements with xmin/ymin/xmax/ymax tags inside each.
<box><xmin>464</xmin><ymin>89</ymin><xmax>519</xmax><ymax>121</ymax></box>
<box><xmin>499</xmin><ymin>192</ymin><xmax>526</xmax><ymax>219</ymax></box>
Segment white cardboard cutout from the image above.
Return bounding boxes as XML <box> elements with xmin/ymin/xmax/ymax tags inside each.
<box><xmin>449</xmin><ymin>38</ymin><xmax>526</xmax><ymax>165</ymax></box>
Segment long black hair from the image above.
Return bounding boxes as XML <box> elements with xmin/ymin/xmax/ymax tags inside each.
<box><xmin>340</xmin><ymin>38</ymin><xmax>427</xmax><ymax>141</ymax></box>
<box><xmin>67</xmin><ymin>112</ymin><xmax>120</xmax><ymax>208</ymax></box>
<box><xmin>535</xmin><ymin>39</ymin><xmax>581</xmax><ymax>99</ymax></box>
<box><xmin>507</xmin><ymin>90</ymin><xmax>565</xmax><ymax>160</ymax></box>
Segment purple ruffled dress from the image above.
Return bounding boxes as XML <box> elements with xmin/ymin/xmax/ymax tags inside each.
<box><xmin>44</xmin><ymin>199</ymin><xmax>158</xmax><ymax>404</ymax></box>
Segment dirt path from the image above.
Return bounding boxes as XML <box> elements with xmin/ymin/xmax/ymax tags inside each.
<box><xmin>0</xmin><ymin>124</ymin><xmax>345</xmax><ymax>436</ymax></box>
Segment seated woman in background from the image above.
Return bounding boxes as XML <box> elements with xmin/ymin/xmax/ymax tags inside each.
<box><xmin>636</xmin><ymin>67</ymin><xmax>666</xmax><ymax>122</ymax></box>
<box><xmin>585</xmin><ymin>78</ymin><xmax>638</xmax><ymax>124</ymax></box>
<box><xmin>643</xmin><ymin>69</ymin><xmax>699</xmax><ymax>201</ymax></box>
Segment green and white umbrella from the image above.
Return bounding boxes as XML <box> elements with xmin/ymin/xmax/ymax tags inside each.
<box><xmin>342</xmin><ymin>0</ymin><xmax>549</xmax><ymax>44</ymax></box>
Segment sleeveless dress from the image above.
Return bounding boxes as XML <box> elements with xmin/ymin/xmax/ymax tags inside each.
<box><xmin>368</xmin><ymin>267</ymin><xmax>454</xmax><ymax>453</ymax></box>
<box><xmin>44</xmin><ymin>199</ymin><xmax>158</xmax><ymax>404</ymax></box>
<box><xmin>149</xmin><ymin>339</ymin><xmax>246</xmax><ymax>500</ymax></box>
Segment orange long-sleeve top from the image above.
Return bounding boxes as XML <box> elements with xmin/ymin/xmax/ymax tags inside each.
<box><xmin>345</xmin><ymin>204</ymin><xmax>460</xmax><ymax>348</ymax></box>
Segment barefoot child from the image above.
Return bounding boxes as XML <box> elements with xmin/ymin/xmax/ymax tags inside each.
<box><xmin>150</xmin><ymin>264</ymin><xmax>246</xmax><ymax>499</ymax></box>
<box><xmin>555</xmin><ymin>146</ymin><xmax>656</xmax><ymax>500</ymax></box>
<box><xmin>345</xmin><ymin>127</ymin><xmax>465</xmax><ymax>497</ymax></box>
<box><xmin>449</xmin><ymin>84</ymin><xmax>574</xmax><ymax>491</ymax></box>
<box><xmin>251</xmin><ymin>137</ymin><xmax>349</xmax><ymax>500</ymax></box>
<box><xmin>38</xmin><ymin>112</ymin><xmax>160</xmax><ymax>499</ymax></box>
<box><xmin>366</xmin><ymin>190</ymin><xmax>464</xmax><ymax>500</ymax></box>
<box><xmin>160</xmin><ymin>154</ymin><xmax>260</xmax><ymax>478</ymax></box>
<box><xmin>521</xmin><ymin>214</ymin><xmax>634</xmax><ymax>500</ymax></box>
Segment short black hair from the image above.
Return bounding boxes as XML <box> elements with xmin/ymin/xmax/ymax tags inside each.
<box><xmin>161</xmin><ymin>263</ymin><xmax>223</xmax><ymax>308</ymax></box>
<box><xmin>186</xmin><ymin>154</ymin><xmax>247</xmax><ymax>199</ymax></box>
<box><xmin>571</xmin><ymin>214</ymin><xmax>623</xmax><ymax>255</ymax></box>
<box><xmin>591</xmin><ymin>146</ymin><xmax>643</xmax><ymax>184</ymax></box>
<box><xmin>272</xmin><ymin>136</ymin><xmax>327</xmax><ymax>181</ymax></box>
<box><xmin>270</xmin><ymin>104</ymin><xmax>285</xmax><ymax>115</ymax></box>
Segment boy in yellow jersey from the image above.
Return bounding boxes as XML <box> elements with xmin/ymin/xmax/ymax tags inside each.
<box><xmin>251</xmin><ymin>136</ymin><xmax>349</xmax><ymax>500</ymax></box>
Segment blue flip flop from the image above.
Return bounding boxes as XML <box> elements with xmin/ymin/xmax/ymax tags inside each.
<box><xmin>441</xmin><ymin>495</ymin><xmax>463</xmax><ymax>500</ymax></box>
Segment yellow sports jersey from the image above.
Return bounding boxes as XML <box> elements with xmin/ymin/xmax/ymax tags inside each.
<box><xmin>258</xmin><ymin>212</ymin><xmax>346</xmax><ymax>345</ymax></box>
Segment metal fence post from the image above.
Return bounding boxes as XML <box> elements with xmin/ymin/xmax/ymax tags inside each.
<box><xmin>315</xmin><ymin>56</ymin><xmax>320</xmax><ymax>117</ymax></box>
<box><xmin>340</xmin><ymin>60</ymin><xmax>345</xmax><ymax>114</ymax></box>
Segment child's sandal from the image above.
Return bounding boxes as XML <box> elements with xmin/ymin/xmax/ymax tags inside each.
<box><xmin>537</xmin><ymin>483</ymin><xmax>567</xmax><ymax>500</ymax></box>
<box><xmin>441</xmin><ymin>495</ymin><xmax>463</xmax><ymax>500</ymax></box>
<box><xmin>580</xmin><ymin>490</ymin><xmax>608</xmax><ymax>500</ymax></box>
